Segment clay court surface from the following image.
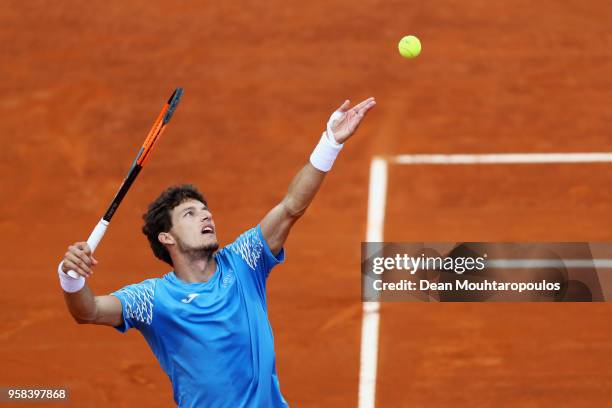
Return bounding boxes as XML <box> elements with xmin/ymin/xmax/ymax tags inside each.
<box><xmin>3</xmin><ymin>1</ymin><xmax>612</xmax><ymax>406</ymax></box>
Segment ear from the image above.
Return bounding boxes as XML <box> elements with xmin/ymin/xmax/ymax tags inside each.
<box><xmin>158</xmin><ymin>232</ymin><xmax>175</xmax><ymax>245</ymax></box>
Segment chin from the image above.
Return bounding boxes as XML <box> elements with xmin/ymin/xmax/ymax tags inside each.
<box><xmin>201</xmin><ymin>241</ymin><xmax>219</xmax><ymax>252</ymax></box>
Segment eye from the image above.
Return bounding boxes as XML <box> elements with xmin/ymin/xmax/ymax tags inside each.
<box><xmin>184</xmin><ymin>210</ymin><xmax>193</xmax><ymax>217</ymax></box>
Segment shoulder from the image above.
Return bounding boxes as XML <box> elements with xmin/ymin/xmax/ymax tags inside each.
<box><xmin>110</xmin><ymin>277</ymin><xmax>163</xmax><ymax>330</ymax></box>
<box><xmin>111</xmin><ymin>278</ymin><xmax>161</xmax><ymax>317</ymax></box>
<box><xmin>113</xmin><ymin>277</ymin><xmax>159</xmax><ymax>298</ymax></box>
<box><xmin>224</xmin><ymin>226</ymin><xmax>266</xmax><ymax>270</ymax></box>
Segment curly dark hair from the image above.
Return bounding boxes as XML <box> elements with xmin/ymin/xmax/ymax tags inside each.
<box><xmin>142</xmin><ymin>184</ymin><xmax>207</xmax><ymax>266</ymax></box>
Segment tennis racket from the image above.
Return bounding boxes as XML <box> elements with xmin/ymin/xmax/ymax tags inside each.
<box><xmin>66</xmin><ymin>88</ymin><xmax>184</xmax><ymax>278</ymax></box>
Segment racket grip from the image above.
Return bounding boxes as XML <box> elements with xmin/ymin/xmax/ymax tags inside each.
<box><xmin>86</xmin><ymin>219</ymin><xmax>110</xmax><ymax>252</ymax></box>
<box><xmin>66</xmin><ymin>219</ymin><xmax>110</xmax><ymax>279</ymax></box>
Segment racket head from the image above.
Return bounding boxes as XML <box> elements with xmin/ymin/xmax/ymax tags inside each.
<box><xmin>102</xmin><ymin>88</ymin><xmax>183</xmax><ymax>221</ymax></box>
<box><xmin>137</xmin><ymin>87</ymin><xmax>183</xmax><ymax>166</ymax></box>
<box><xmin>163</xmin><ymin>88</ymin><xmax>184</xmax><ymax>124</ymax></box>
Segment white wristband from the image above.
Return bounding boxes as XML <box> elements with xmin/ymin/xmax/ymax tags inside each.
<box><xmin>58</xmin><ymin>261</ymin><xmax>85</xmax><ymax>293</ymax></box>
<box><xmin>309</xmin><ymin>111</ymin><xmax>345</xmax><ymax>172</ymax></box>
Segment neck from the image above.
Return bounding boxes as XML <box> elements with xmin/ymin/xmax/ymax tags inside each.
<box><xmin>172</xmin><ymin>249</ymin><xmax>217</xmax><ymax>283</ymax></box>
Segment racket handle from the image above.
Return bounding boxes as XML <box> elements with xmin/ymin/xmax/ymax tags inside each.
<box><xmin>66</xmin><ymin>219</ymin><xmax>110</xmax><ymax>279</ymax></box>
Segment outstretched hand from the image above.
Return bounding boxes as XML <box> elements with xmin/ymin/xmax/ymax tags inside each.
<box><xmin>328</xmin><ymin>97</ymin><xmax>376</xmax><ymax>144</ymax></box>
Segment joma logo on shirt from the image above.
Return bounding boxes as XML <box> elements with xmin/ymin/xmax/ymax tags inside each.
<box><xmin>181</xmin><ymin>293</ymin><xmax>199</xmax><ymax>303</ymax></box>
<box><xmin>222</xmin><ymin>273</ymin><xmax>234</xmax><ymax>288</ymax></box>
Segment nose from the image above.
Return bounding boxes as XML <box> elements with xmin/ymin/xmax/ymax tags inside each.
<box><xmin>200</xmin><ymin>210</ymin><xmax>211</xmax><ymax>222</ymax></box>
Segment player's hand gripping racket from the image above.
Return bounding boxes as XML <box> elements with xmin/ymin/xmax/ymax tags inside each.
<box><xmin>65</xmin><ymin>88</ymin><xmax>184</xmax><ymax>279</ymax></box>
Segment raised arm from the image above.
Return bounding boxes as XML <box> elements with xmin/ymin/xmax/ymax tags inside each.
<box><xmin>261</xmin><ymin>97</ymin><xmax>376</xmax><ymax>255</ymax></box>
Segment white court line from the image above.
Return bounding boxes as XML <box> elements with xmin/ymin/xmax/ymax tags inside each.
<box><xmin>388</xmin><ymin>152</ymin><xmax>612</xmax><ymax>165</ymax></box>
<box><xmin>358</xmin><ymin>152</ymin><xmax>612</xmax><ymax>408</ymax></box>
<box><xmin>358</xmin><ymin>158</ymin><xmax>387</xmax><ymax>408</ymax></box>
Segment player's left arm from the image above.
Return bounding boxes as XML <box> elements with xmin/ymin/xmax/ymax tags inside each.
<box><xmin>261</xmin><ymin>97</ymin><xmax>376</xmax><ymax>255</ymax></box>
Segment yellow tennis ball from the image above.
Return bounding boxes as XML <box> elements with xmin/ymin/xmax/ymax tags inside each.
<box><xmin>398</xmin><ymin>35</ymin><xmax>421</xmax><ymax>59</ymax></box>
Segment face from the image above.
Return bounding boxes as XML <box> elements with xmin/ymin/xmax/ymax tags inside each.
<box><xmin>163</xmin><ymin>199</ymin><xmax>219</xmax><ymax>254</ymax></box>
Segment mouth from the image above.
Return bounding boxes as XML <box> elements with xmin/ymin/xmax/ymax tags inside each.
<box><xmin>201</xmin><ymin>226</ymin><xmax>215</xmax><ymax>235</ymax></box>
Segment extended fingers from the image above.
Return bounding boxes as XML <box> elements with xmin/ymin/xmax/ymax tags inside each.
<box><xmin>337</xmin><ymin>99</ymin><xmax>351</xmax><ymax>113</ymax></box>
<box><xmin>351</xmin><ymin>97</ymin><xmax>376</xmax><ymax>114</ymax></box>
<box><xmin>358</xmin><ymin>99</ymin><xmax>376</xmax><ymax>117</ymax></box>
<box><xmin>346</xmin><ymin>99</ymin><xmax>376</xmax><ymax>133</ymax></box>
<box><xmin>351</xmin><ymin>99</ymin><xmax>376</xmax><ymax>123</ymax></box>
<box><xmin>336</xmin><ymin>97</ymin><xmax>376</xmax><ymax>116</ymax></box>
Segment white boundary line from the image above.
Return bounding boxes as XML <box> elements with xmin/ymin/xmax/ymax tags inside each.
<box><xmin>389</xmin><ymin>152</ymin><xmax>612</xmax><ymax>165</ymax></box>
<box><xmin>357</xmin><ymin>152</ymin><xmax>612</xmax><ymax>408</ymax></box>
<box><xmin>358</xmin><ymin>158</ymin><xmax>387</xmax><ymax>408</ymax></box>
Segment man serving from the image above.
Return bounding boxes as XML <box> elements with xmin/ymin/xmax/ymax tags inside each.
<box><xmin>58</xmin><ymin>97</ymin><xmax>376</xmax><ymax>407</ymax></box>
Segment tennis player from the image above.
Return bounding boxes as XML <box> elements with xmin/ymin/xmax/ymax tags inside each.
<box><xmin>58</xmin><ymin>97</ymin><xmax>376</xmax><ymax>407</ymax></box>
